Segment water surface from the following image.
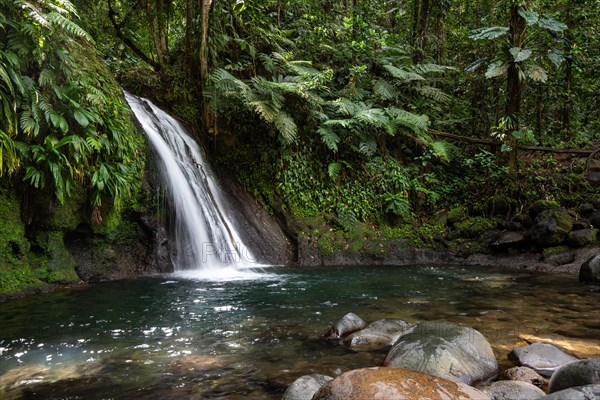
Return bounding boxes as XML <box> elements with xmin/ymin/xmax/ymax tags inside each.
<box><xmin>1</xmin><ymin>265</ymin><xmax>598</xmax><ymax>399</ymax></box>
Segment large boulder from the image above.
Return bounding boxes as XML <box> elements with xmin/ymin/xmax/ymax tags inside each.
<box><xmin>502</xmin><ymin>366</ymin><xmax>545</xmax><ymax>387</ymax></box>
<box><xmin>282</xmin><ymin>374</ymin><xmax>332</xmax><ymax>400</ymax></box>
<box><xmin>527</xmin><ymin>209</ymin><xmax>573</xmax><ymax>247</ymax></box>
<box><xmin>508</xmin><ymin>343</ymin><xmax>578</xmax><ymax>377</ymax></box>
<box><xmin>343</xmin><ymin>319</ymin><xmax>413</xmax><ymax>350</ymax></box>
<box><xmin>312</xmin><ymin>367</ymin><xmax>490</xmax><ymax>400</ymax></box>
<box><xmin>579</xmin><ymin>255</ymin><xmax>600</xmax><ymax>284</ymax></box>
<box><xmin>383</xmin><ymin>321</ymin><xmax>498</xmax><ymax>385</ymax></box>
<box><xmin>548</xmin><ymin>358</ymin><xmax>600</xmax><ymax>393</ymax></box>
<box><xmin>538</xmin><ymin>384</ymin><xmax>600</xmax><ymax>400</ymax></box>
<box><xmin>482</xmin><ymin>380</ymin><xmax>545</xmax><ymax>400</ymax></box>
<box><xmin>324</xmin><ymin>313</ymin><xmax>367</xmax><ymax>339</ymax></box>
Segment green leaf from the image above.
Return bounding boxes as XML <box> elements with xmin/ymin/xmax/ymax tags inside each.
<box><xmin>73</xmin><ymin>110</ymin><xmax>89</xmax><ymax>127</ymax></box>
<box><xmin>328</xmin><ymin>162</ymin><xmax>341</xmax><ymax>180</ymax></box>
<box><xmin>468</xmin><ymin>26</ymin><xmax>509</xmax><ymax>40</ymax></box>
<box><xmin>465</xmin><ymin>58</ymin><xmax>488</xmax><ymax>73</ymax></box>
<box><xmin>509</xmin><ymin>47</ymin><xmax>533</xmax><ymax>63</ymax></box>
<box><xmin>318</xmin><ymin>126</ymin><xmax>340</xmax><ymax>152</ymax></box>
<box><xmin>373</xmin><ymin>80</ymin><xmax>397</xmax><ymax>100</ymax></box>
<box><xmin>537</xmin><ymin>17</ymin><xmax>567</xmax><ymax>32</ymax></box>
<box><xmin>430</xmin><ymin>141</ymin><xmax>451</xmax><ymax>161</ymax></box>
<box><xmin>383</xmin><ymin>65</ymin><xmax>424</xmax><ymax>81</ymax></box>
<box><xmin>548</xmin><ymin>51</ymin><xmax>565</xmax><ymax>68</ymax></box>
<box><xmin>358</xmin><ymin>140</ymin><xmax>377</xmax><ymax>156</ymax></box>
<box><xmin>527</xmin><ymin>65</ymin><xmax>548</xmax><ymax>82</ymax></box>
<box><xmin>485</xmin><ymin>61</ymin><xmax>508</xmax><ymax>79</ymax></box>
<box><xmin>518</xmin><ymin>8</ymin><xmax>539</xmax><ymax>25</ymax></box>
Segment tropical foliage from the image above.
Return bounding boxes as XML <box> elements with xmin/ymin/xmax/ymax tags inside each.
<box><xmin>0</xmin><ymin>0</ymin><xmax>143</xmax><ymax>219</ymax></box>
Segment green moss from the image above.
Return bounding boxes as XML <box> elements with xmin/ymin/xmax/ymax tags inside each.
<box><xmin>0</xmin><ymin>189</ymin><xmax>79</xmax><ymax>296</ymax></box>
<box><xmin>529</xmin><ymin>200</ymin><xmax>560</xmax><ymax>218</ymax></box>
<box><xmin>47</xmin><ymin>184</ymin><xmax>85</xmax><ymax>230</ymax></box>
<box><xmin>542</xmin><ymin>245</ymin><xmax>571</xmax><ymax>258</ymax></box>
<box><xmin>92</xmin><ymin>208</ymin><xmax>123</xmax><ymax>238</ymax></box>
<box><xmin>453</xmin><ymin>217</ymin><xmax>497</xmax><ymax>239</ymax></box>
<box><xmin>447</xmin><ymin>206</ymin><xmax>468</xmax><ymax>226</ymax></box>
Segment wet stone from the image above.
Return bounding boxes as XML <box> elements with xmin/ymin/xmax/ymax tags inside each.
<box><xmin>508</xmin><ymin>343</ymin><xmax>578</xmax><ymax>377</ymax></box>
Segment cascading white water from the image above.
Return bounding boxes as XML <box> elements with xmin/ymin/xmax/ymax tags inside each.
<box><xmin>125</xmin><ymin>92</ymin><xmax>262</xmax><ymax>278</ymax></box>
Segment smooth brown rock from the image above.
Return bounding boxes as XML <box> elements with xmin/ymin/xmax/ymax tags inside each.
<box><xmin>312</xmin><ymin>367</ymin><xmax>490</xmax><ymax>400</ymax></box>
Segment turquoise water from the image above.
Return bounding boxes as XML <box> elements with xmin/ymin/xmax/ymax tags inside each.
<box><xmin>1</xmin><ymin>265</ymin><xmax>599</xmax><ymax>399</ymax></box>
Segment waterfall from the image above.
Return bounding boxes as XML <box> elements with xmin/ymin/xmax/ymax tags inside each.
<box><xmin>125</xmin><ymin>92</ymin><xmax>262</xmax><ymax>278</ymax></box>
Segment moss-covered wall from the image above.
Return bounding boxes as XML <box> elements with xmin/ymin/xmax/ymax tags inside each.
<box><xmin>0</xmin><ymin>188</ymin><xmax>79</xmax><ymax>298</ymax></box>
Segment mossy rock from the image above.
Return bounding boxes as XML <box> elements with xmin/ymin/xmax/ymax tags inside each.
<box><xmin>529</xmin><ymin>200</ymin><xmax>560</xmax><ymax>219</ymax></box>
<box><xmin>567</xmin><ymin>229</ymin><xmax>599</xmax><ymax>248</ymax></box>
<box><xmin>453</xmin><ymin>217</ymin><xmax>497</xmax><ymax>239</ymax></box>
<box><xmin>527</xmin><ymin>209</ymin><xmax>573</xmax><ymax>247</ymax></box>
<box><xmin>447</xmin><ymin>206</ymin><xmax>468</xmax><ymax>226</ymax></box>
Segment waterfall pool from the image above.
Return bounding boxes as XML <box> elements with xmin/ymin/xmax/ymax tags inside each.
<box><xmin>1</xmin><ymin>265</ymin><xmax>599</xmax><ymax>399</ymax></box>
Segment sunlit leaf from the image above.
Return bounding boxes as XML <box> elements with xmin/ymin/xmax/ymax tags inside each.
<box><xmin>509</xmin><ymin>47</ymin><xmax>533</xmax><ymax>63</ymax></box>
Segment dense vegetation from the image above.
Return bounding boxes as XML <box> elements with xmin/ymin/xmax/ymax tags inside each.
<box><xmin>1</xmin><ymin>0</ymin><xmax>599</xmax><ymax>294</ymax></box>
<box><xmin>78</xmin><ymin>0</ymin><xmax>598</xmax><ymax>228</ymax></box>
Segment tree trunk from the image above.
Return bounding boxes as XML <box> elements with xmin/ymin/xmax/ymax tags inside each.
<box><xmin>561</xmin><ymin>4</ymin><xmax>573</xmax><ymax>140</ymax></box>
<box><xmin>506</xmin><ymin>1</ymin><xmax>526</xmax><ymax>170</ymax></box>
<box><xmin>413</xmin><ymin>0</ymin><xmax>431</xmax><ymax>64</ymax></box>
<box><xmin>199</xmin><ymin>0</ymin><xmax>214</xmax><ymax>133</ymax></box>
<box><xmin>433</xmin><ymin>0</ymin><xmax>448</xmax><ymax>64</ymax></box>
<box><xmin>185</xmin><ymin>0</ymin><xmax>194</xmax><ymax>76</ymax></box>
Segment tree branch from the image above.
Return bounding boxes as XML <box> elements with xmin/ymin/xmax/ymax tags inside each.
<box><xmin>429</xmin><ymin>128</ymin><xmax>598</xmax><ymax>156</ymax></box>
<box><xmin>108</xmin><ymin>0</ymin><xmax>161</xmax><ymax>71</ymax></box>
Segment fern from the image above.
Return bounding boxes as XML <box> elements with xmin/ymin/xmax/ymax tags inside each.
<box><xmin>318</xmin><ymin>125</ymin><xmax>340</xmax><ymax>152</ymax></box>
<box><xmin>383</xmin><ymin>64</ymin><xmax>425</xmax><ymax>81</ymax></box>
<box><xmin>417</xmin><ymin>85</ymin><xmax>451</xmax><ymax>104</ymax></box>
<box><xmin>273</xmin><ymin>112</ymin><xmax>298</xmax><ymax>144</ymax></box>
<box><xmin>355</xmin><ymin>107</ymin><xmax>388</xmax><ymax>128</ymax></box>
<box><xmin>328</xmin><ymin>162</ymin><xmax>341</xmax><ymax>180</ymax></box>
<box><xmin>373</xmin><ymin>79</ymin><xmax>397</xmax><ymax>100</ymax></box>
<box><xmin>47</xmin><ymin>12</ymin><xmax>93</xmax><ymax>42</ymax></box>
<box><xmin>358</xmin><ymin>139</ymin><xmax>377</xmax><ymax>156</ymax></box>
<box><xmin>387</xmin><ymin>108</ymin><xmax>430</xmax><ymax>135</ymax></box>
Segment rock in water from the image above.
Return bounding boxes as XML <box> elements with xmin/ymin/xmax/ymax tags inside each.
<box><xmin>579</xmin><ymin>255</ymin><xmax>600</xmax><ymax>284</ymax></box>
<box><xmin>508</xmin><ymin>343</ymin><xmax>578</xmax><ymax>377</ymax></box>
<box><xmin>503</xmin><ymin>366</ymin><xmax>546</xmax><ymax>387</ymax></box>
<box><xmin>527</xmin><ymin>209</ymin><xmax>573</xmax><ymax>247</ymax></box>
<box><xmin>312</xmin><ymin>367</ymin><xmax>490</xmax><ymax>400</ymax></box>
<box><xmin>537</xmin><ymin>384</ymin><xmax>600</xmax><ymax>400</ymax></box>
<box><xmin>548</xmin><ymin>358</ymin><xmax>600</xmax><ymax>393</ymax></box>
<box><xmin>383</xmin><ymin>321</ymin><xmax>498</xmax><ymax>385</ymax></box>
<box><xmin>324</xmin><ymin>313</ymin><xmax>367</xmax><ymax>339</ymax></box>
<box><xmin>282</xmin><ymin>374</ymin><xmax>333</xmax><ymax>400</ymax></box>
<box><xmin>344</xmin><ymin>319</ymin><xmax>413</xmax><ymax>350</ymax></box>
<box><xmin>482</xmin><ymin>380</ymin><xmax>546</xmax><ymax>400</ymax></box>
